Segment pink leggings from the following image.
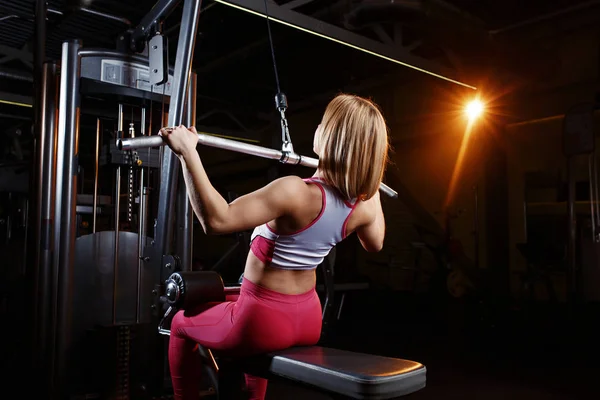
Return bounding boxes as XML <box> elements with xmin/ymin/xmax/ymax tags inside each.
<box><xmin>168</xmin><ymin>278</ymin><xmax>323</xmax><ymax>400</ymax></box>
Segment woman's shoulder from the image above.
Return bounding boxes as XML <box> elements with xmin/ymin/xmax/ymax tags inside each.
<box><xmin>273</xmin><ymin>175</ymin><xmax>309</xmax><ymax>187</ymax></box>
<box><xmin>265</xmin><ymin>176</ymin><xmax>320</xmax><ymax>218</ymax></box>
<box><xmin>267</xmin><ymin>176</ymin><xmax>313</xmax><ymax>198</ymax></box>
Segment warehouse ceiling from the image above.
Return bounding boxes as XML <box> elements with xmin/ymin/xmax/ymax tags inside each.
<box><xmin>0</xmin><ymin>0</ymin><xmax>599</xmax><ymax>137</ymax></box>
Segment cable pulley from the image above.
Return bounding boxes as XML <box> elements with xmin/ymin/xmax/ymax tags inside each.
<box><xmin>262</xmin><ymin>0</ymin><xmax>296</xmax><ymax>163</ymax></box>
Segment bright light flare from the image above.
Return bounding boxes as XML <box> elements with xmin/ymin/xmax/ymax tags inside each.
<box><xmin>445</xmin><ymin>98</ymin><xmax>486</xmax><ymax>209</ymax></box>
<box><xmin>465</xmin><ymin>99</ymin><xmax>484</xmax><ymax>120</ymax></box>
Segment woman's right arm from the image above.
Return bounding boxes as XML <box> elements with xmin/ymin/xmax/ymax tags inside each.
<box><xmin>356</xmin><ymin>193</ymin><xmax>385</xmax><ymax>252</ymax></box>
<box><xmin>161</xmin><ymin>126</ymin><xmax>307</xmax><ymax>236</ymax></box>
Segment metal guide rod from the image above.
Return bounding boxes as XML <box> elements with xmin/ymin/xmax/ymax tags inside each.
<box><xmin>93</xmin><ymin>118</ymin><xmax>100</xmax><ymax>233</ymax></box>
<box><xmin>136</xmin><ymin>170</ymin><xmax>145</xmax><ymax>325</ymax></box>
<box><xmin>54</xmin><ymin>39</ymin><xmax>81</xmax><ymax>398</ymax></box>
<box><xmin>34</xmin><ymin>61</ymin><xmax>59</xmax><ymax>394</ymax></box>
<box><xmin>114</xmin><ymin>103</ymin><xmax>123</xmax><ymax>325</ymax></box>
<box><xmin>136</xmin><ymin>107</ymin><xmax>146</xmax><ymax>324</ymax></box>
<box><xmin>117</xmin><ymin>133</ymin><xmax>398</xmax><ymax>198</ymax></box>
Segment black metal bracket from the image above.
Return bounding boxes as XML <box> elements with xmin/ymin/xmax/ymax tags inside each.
<box><xmin>130</xmin><ymin>0</ymin><xmax>180</xmax><ymax>53</ymax></box>
<box><xmin>148</xmin><ymin>33</ymin><xmax>169</xmax><ymax>86</ymax></box>
<box><xmin>151</xmin><ymin>283</ymin><xmax>164</xmax><ymax>317</ymax></box>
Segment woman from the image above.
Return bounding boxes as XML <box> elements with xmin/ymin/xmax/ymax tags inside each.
<box><xmin>161</xmin><ymin>93</ymin><xmax>389</xmax><ymax>400</ymax></box>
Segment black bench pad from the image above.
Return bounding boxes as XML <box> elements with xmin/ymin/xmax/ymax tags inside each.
<box><xmin>243</xmin><ymin>346</ymin><xmax>426</xmax><ymax>399</ymax></box>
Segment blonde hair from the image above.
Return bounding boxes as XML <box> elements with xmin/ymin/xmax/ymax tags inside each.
<box><xmin>316</xmin><ymin>94</ymin><xmax>389</xmax><ymax>201</ymax></box>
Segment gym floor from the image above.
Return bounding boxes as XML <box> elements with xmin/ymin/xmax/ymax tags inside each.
<box><xmin>267</xmin><ymin>291</ymin><xmax>599</xmax><ymax>399</ymax></box>
<box><xmin>3</xmin><ymin>282</ymin><xmax>598</xmax><ymax>398</ymax></box>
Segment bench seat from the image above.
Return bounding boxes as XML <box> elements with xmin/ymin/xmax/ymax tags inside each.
<box><xmin>242</xmin><ymin>346</ymin><xmax>426</xmax><ymax>399</ymax></box>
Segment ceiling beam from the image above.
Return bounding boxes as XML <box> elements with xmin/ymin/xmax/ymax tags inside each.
<box><xmin>371</xmin><ymin>24</ymin><xmax>393</xmax><ymax>45</ymax></box>
<box><xmin>212</xmin><ymin>0</ymin><xmax>476</xmax><ymax>89</ymax></box>
<box><xmin>0</xmin><ymin>67</ymin><xmax>33</xmax><ymax>82</ymax></box>
<box><xmin>0</xmin><ymin>91</ymin><xmax>33</xmax><ymax>108</ymax></box>
<box><xmin>281</xmin><ymin>0</ymin><xmax>317</xmax><ymax>10</ymax></box>
<box><xmin>0</xmin><ymin>44</ymin><xmax>33</xmax><ymax>68</ymax></box>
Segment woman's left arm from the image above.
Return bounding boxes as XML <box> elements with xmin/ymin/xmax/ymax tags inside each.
<box><xmin>160</xmin><ymin>125</ymin><xmax>306</xmax><ymax>235</ymax></box>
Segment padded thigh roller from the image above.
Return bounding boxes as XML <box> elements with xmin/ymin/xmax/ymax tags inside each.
<box><xmin>165</xmin><ymin>271</ymin><xmax>226</xmax><ymax>309</ymax></box>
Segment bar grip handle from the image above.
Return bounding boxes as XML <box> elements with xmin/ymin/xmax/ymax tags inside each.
<box><xmin>379</xmin><ymin>183</ymin><xmax>397</xmax><ymax>199</ymax></box>
<box><xmin>117</xmin><ymin>135</ymin><xmax>163</xmax><ymax>150</ymax></box>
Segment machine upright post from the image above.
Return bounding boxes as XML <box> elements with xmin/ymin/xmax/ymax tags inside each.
<box><xmin>31</xmin><ymin>0</ymin><xmax>48</xmax><ymax>385</ymax></box>
<box><xmin>177</xmin><ymin>72</ymin><xmax>197</xmax><ymax>271</ymax></box>
<box><xmin>29</xmin><ymin>0</ymin><xmax>48</xmax><ymax>276</ymax></box>
<box><xmin>152</xmin><ymin>0</ymin><xmax>202</xmax><ymax>287</ymax></box>
<box><xmin>34</xmin><ymin>61</ymin><xmax>59</xmax><ymax>395</ymax></box>
<box><xmin>145</xmin><ymin>1</ymin><xmax>201</xmax><ymax>390</ymax></box>
<box><xmin>53</xmin><ymin>39</ymin><xmax>82</xmax><ymax>397</ymax></box>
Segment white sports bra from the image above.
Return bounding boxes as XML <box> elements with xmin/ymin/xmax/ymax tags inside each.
<box><xmin>249</xmin><ymin>178</ymin><xmax>358</xmax><ymax>270</ymax></box>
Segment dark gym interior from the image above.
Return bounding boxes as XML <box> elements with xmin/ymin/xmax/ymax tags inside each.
<box><xmin>1</xmin><ymin>0</ymin><xmax>600</xmax><ymax>399</ymax></box>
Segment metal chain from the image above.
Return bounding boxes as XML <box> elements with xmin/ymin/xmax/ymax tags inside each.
<box><xmin>116</xmin><ymin>325</ymin><xmax>131</xmax><ymax>400</ymax></box>
<box><xmin>128</xmin><ymin>123</ymin><xmax>136</xmax><ymax>223</ymax></box>
<box><xmin>128</xmin><ymin>168</ymin><xmax>134</xmax><ymax>223</ymax></box>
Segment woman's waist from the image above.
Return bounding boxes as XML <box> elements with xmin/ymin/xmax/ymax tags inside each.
<box><xmin>243</xmin><ymin>258</ymin><xmax>318</xmax><ymax>298</ymax></box>
<box><xmin>239</xmin><ymin>277</ymin><xmax>318</xmax><ymax>304</ymax></box>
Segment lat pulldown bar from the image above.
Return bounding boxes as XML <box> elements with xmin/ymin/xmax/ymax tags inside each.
<box><xmin>117</xmin><ymin>133</ymin><xmax>398</xmax><ymax>198</ymax></box>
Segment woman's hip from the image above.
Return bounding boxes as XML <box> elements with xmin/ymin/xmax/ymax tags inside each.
<box><xmin>170</xmin><ymin>278</ymin><xmax>322</xmax><ymax>354</ymax></box>
<box><xmin>235</xmin><ymin>279</ymin><xmax>322</xmax><ymax>345</ymax></box>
